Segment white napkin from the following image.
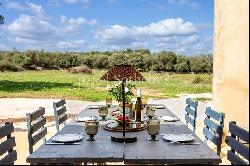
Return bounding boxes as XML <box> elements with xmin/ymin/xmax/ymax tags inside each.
<box><xmin>76</xmin><ymin>116</ymin><xmax>96</xmax><ymax>122</ymax></box>
<box><xmin>156</xmin><ymin>105</ymin><xmax>166</xmax><ymax>109</ymax></box>
<box><xmin>89</xmin><ymin>105</ymin><xmax>100</xmax><ymax>109</ymax></box>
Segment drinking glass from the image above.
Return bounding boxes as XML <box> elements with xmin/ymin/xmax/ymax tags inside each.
<box><xmin>106</xmin><ymin>96</ymin><xmax>112</xmax><ymax>108</ymax></box>
<box><xmin>142</xmin><ymin>98</ymin><xmax>148</xmax><ymax>107</ymax></box>
<box><xmin>98</xmin><ymin>106</ymin><xmax>108</xmax><ymax>121</ymax></box>
<box><xmin>85</xmin><ymin>120</ymin><xmax>99</xmax><ymax>141</ymax></box>
<box><xmin>146</xmin><ymin>106</ymin><xmax>156</xmax><ymax>119</ymax></box>
<box><xmin>147</xmin><ymin>119</ymin><xmax>160</xmax><ymax>141</ymax></box>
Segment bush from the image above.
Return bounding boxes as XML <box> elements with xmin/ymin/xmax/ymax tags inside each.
<box><xmin>67</xmin><ymin>65</ymin><xmax>92</xmax><ymax>74</ymax></box>
<box><xmin>191</xmin><ymin>75</ymin><xmax>211</xmax><ymax>84</ymax></box>
<box><xmin>0</xmin><ymin>61</ymin><xmax>22</xmax><ymax>72</ymax></box>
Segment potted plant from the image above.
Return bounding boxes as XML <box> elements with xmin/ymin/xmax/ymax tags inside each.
<box><xmin>108</xmin><ymin>82</ymin><xmax>136</xmax><ymax>108</ymax></box>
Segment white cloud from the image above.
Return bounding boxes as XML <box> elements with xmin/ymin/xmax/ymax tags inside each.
<box><xmin>6</xmin><ymin>14</ymin><xmax>58</xmax><ymax>43</ymax></box>
<box><xmin>63</xmin><ymin>0</ymin><xmax>91</xmax><ymax>8</ymax></box>
<box><xmin>59</xmin><ymin>15</ymin><xmax>97</xmax><ymax>33</ymax></box>
<box><xmin>26</xmin><ymin>2</ymin><xmax>45</xmax><ymax>15</ymax></box>
<box><xmin>56</xmin><ymin>40</ymin><xmax>86</xmax><ymax>51</ymax></box>
<box><xmin>5</xmin><ymin>1</ymin><xmax>45</xmax><ymax>15</ymax></box>
<box><xmin>3</xmin><ymin>3</ymin><xmax>98</xmax><ymax>52</ymax></box>
<box><xmin>5</xmin><ymin>1</ymin><xmax>26</xmax><ymax>11</ymax></box>
<box><xmin>96</xmin><ymin>18</ymin><xmax>197</xmax><ymax>44</ymax></box>
<box><xmin>154</xmin><ymin>35</ymin><xmax>213</xmax><ymax>55</ymax></box>
<box><xmin>94</xmin><ymin>17</ymin><xmax>212</xmax><ymax>55</ymax></box>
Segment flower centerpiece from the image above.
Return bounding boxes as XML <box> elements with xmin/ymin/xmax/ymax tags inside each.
<box><xmin>108</xmin><ymin>82</ymin><xmax>136</xmax><ymax>108</ymax></box>
<box><xmin>113</xmin><ymin>115</ymin><xmax>131</xmax><ymax>127</ymax></box>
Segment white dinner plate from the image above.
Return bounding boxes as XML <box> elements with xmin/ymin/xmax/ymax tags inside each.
<box><xmin>163</xmin><ymin>134</ymin><xmax>194</xmax><ymax>143</ymax></box>
<box><xmin>52</xmin><ymin>134</ymin><xmax>83</xmax><ymax>143</ymax></box>
<box><xmin>161</xmin><ymin>116</ymin><xmax>180</xmax><ymax>122</ymax></box>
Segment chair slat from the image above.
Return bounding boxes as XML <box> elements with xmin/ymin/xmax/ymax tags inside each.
<box><xmin>0</xmin><ymin>123</ymin><xmax>14</xmax><ymax>139</ymax></box>
<box><xmin>227</xmin><ymin>151</ymin><xmax>248</xmax><ymax>165</ymax></box>
<box><xmin>185</xmin><ymin>114</ymin><xmax>195</xmax><ymax>127</ymax></box>
<box><xmin>186</xmin><ymin>98</ymin><xmax>198</xmax><ymax>108</ymax></box>
<box><xmin>57</xmin><ymin>106</ymin><xmax>67</xmax><ymax>117</ymax></box>
<box><xmin>203</xmin><ymin>127</ymin><xmax>221</xmax><ymax>146</ymax></box>
<box><xmin>54</xmin><ymin>99</ymin><xmax>66</xmax><ymax>108</ymax></box>
<box><xmin>204</xmin><ymin>117</ymin><xmax>223</xmax><ymax>133</ymax></box>
<box><xmin>0</xmin><ymin>137</ymin><xmax>16</xmax><ymax>156</ymax></box>
<box><xmin>0</xmin><ymin>150</ymin><xmax>17</xmax><ymax>165</ymax></box>
<box><xmin>205</xmin><ymin>107</ymin><xmax>224</xmax><ymax>123</ymax></box>
<box><xmin>229</xmin><ymin>122</ymin><xmax>249</xmax><ymax>143</ymax></box>
<box><xmin>31</xmin><ymin>117</ymin><xmax>46</xmax><ymax>134</ymax></box>
<box><xmin>58</xmin><ymin>114</ymin><xmax>68</xmax><ymax>125</ymax></box>
<box><xmin>32</xmin><ymin>128</ymin><xmax>47</xmax><ymax>146</ymax></box>
<box><xmin>226</xmin><ymin>136</ymin><xmax>249</xmax><ymax>160</ymax></box>
<box><xmin>185</xmin><ymin>106</ymin><xmax>196</xmax><ymax>117</ymax></box>
<box><xmin>30</xmin><ymin>107</ymin><xmax>45</xmax><ymax>122</ymax></box>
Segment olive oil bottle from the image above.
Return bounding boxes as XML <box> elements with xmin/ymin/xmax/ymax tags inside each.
<box><xmin>136</xmin><ymin>89</ymin><xmax>142</xmax><ymax>122</ymax></box>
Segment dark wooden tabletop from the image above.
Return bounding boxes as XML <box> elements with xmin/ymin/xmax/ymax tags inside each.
<box><xmin>26</xmin><ymin>105</ymin><xmax>221</xmax><ymax>164</ymax></box>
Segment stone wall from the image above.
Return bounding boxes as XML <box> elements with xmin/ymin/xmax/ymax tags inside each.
<box><xmin>213</xmin><ymin>0</ymin><xmax>249</xmax><ymax>129</ymax></box>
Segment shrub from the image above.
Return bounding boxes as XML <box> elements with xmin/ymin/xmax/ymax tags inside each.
<box><xmin>0</xmin><ymin>61</ymin><xmax>22</xmax><ymax>72</ymax></box>
<box><xmin>68</xmin><ymin>65</ymin><xmax>92</xmax><ymax>74</ymax></box>
<box><xmin>191</xmin><ymin>76</ymin><xmax>203</xmax><ymax>84</ymax></box>
<box><xmin>191</xmin><ymin>76</ymin><xmax>212</xmax><ymax>84</ymax></box>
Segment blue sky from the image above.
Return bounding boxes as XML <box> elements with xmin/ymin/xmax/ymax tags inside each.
<box><xmin>0</xmin><ymin>0</ymin><xmax>214</xmax><ymax>55</ymax></box>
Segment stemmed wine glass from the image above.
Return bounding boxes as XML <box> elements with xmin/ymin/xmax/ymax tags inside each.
<box><xmin>98</xmin><ymin>106</ymin><xmax>108</xmax><ymax>121</ymax></box>
<box><xmin>146</xmin><ymin>106</ymin><xmax>156</xmax><ymax>119</ymax></box>
<box><xmin>147</xmin><ymin>119</ymin><xmax>160</xmax><ymax>141</ymax></box>
<box><xmin>142</xmin><ymin>98</ymin><xmax>148</xmax><ymax>108</ymax></box>
<box><xmin>85</xmin><ymin>120</ymin><xmax>99</xmax><ymax>141</ymax></box>
<box><xmin>106</xmin><ymin>96</ymin><xmax>112</xmax><ymax>108</ymax></box>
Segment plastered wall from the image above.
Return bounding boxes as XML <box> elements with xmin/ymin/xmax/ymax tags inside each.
<box><xmin>213</xmin><ymin>0</ymin><xmax>249</xmax><ymax>129</ymax></box>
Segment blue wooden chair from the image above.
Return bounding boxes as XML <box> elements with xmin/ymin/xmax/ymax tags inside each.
<box><xmin>184</xmin><ymin>98</ymin><xmax>198</xmax><ymax>132</ymax></box>
<box><xmin>26</xmin><ymin>107</ymin><xmax>47</xmax><ymax>154</ymax></box>
<box><xmin>226</xmin><ymin>121</ymin><xmax>249</xmax><ymax>165</ymax></box>
<box><xmin>203</xmin><ymin>107</ymin><xmax>225</xmax><ymax>157</ymax></box>
<box><xmin>0</xmin><ymin>122</ymin><xmax>17</xmax><ymax>165</ymax></box>
<box><xmin>53</xmin><ymin>99</ymin><xmax>68</xmax><ymax>132</ymax></box>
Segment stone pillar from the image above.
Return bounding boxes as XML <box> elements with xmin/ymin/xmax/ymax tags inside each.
<box><xmin>213</xmin><ymin>0</ymin><xmax>249</xmax><ymax>129</ymax></box>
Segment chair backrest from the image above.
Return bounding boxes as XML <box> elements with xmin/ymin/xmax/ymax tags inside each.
<box><xmin>203</xmin><ymin>107</ymin><xmax>225</xmax><ymax>157</ymax></box>
<box><xmin>53</xmin><ymin>99</ymin><xmax>67</xmax><ymax>132</ymax></box>
<box><xmin>184</xmin><ymin>98</ymin><xmax>198</xmax><ymax>132</ymax></box>
<box><xmin>0</xmin><ymin>122</ymin><xmax>17</xmax><ymax>165</ymax></box>
<box><xmin>26</xmin><ymin>107</ymin><xmax>47</xmax><ymax>154</ymax></box>
<box><xmin>226</xmin><ymin>121</ymin><xmax>249</xmax><ymax>165</ymax></box>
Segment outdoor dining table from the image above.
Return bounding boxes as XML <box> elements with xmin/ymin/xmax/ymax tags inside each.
<box><xmin>26</xmin><ymin>105</ymin><xmax>222</xmax><ymax>165</ymax></box>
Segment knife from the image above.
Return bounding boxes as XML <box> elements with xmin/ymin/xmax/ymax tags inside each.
<box><xmin>167</xmin><ymin>141</ymin><xmax>200</xmax><ymax>145</ymax></box>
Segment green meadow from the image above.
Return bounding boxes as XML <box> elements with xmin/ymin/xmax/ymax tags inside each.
<box><xmin>0</xmin><ymin>70</ymin><xmax>212</xmax><ymax>101</ymax></box>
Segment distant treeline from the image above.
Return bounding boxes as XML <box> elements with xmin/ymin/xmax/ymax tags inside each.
<box><xmin>0</xmin><ymin>49</ymin><xmax>213</xmax><ymax>73</ymax></box>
